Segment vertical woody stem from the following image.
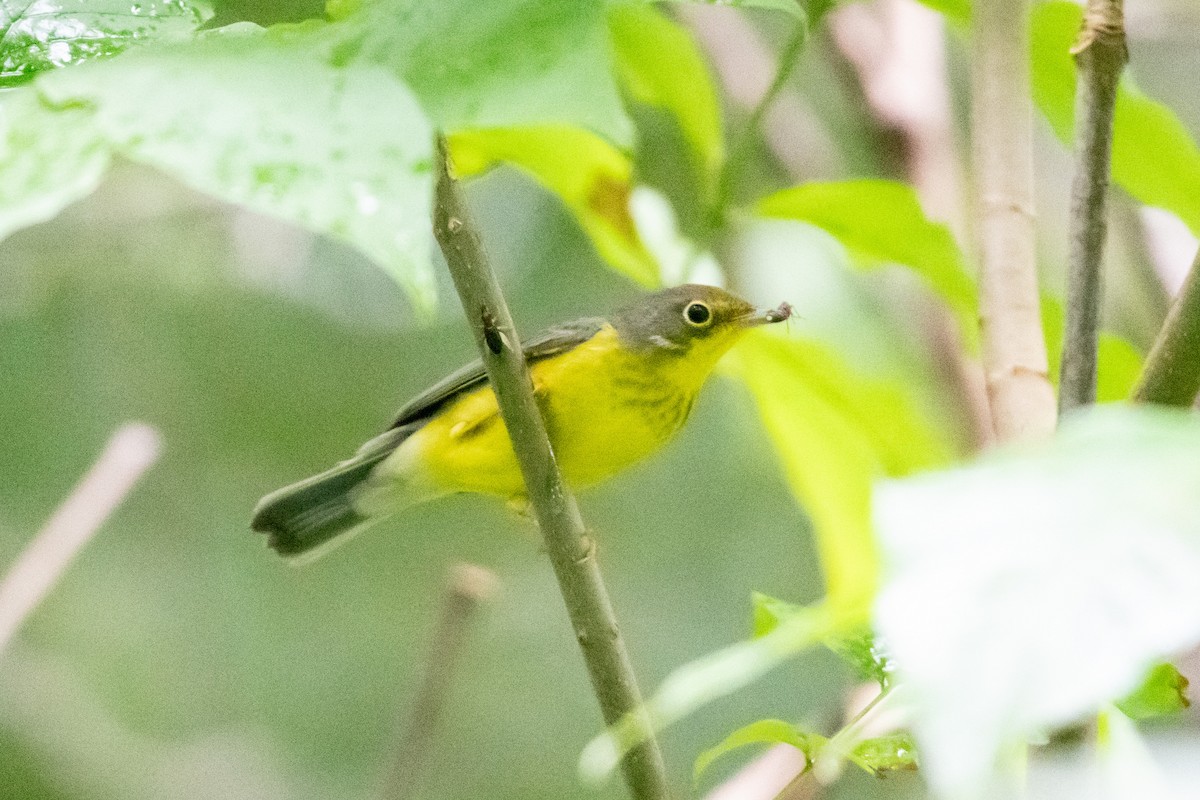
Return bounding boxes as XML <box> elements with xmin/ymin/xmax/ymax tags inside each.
<box><xmin>972</xmin><ymin>0</ymin><xmax>1058</xmax><ymax>441</ymax></box>
<box><xmin>431</xmin><ymin>137</ymin><xmax>671</xmax><ymax>800</ymax></box>
<box><xmin>1059</xmin><ymin>0</ymin><xmax>1127</xmax><ymax>413</ymax></box>
<box><xmin>1134</xmin><ymin>247</ymin><xmax>1200</xmax><ymax>406</ymax></box>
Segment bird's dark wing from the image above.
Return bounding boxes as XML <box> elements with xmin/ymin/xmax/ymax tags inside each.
<box><xmin>389</xmin><ymin>317</ymin><xmax>608</xmax><ymax>429</ymax></box>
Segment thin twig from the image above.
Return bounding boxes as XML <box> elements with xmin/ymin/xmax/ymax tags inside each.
<box><xmin>431</xmin><ymin>137</ymin><xmax>671</xmax><ymax>800</ymax></box>
<box><xmin>0</xmin><ymin>423</ymin><xmax>162</xmax><ymax>657</ymax></box>
<box><xmin>971</xmin><ymin>0</ymin><xmax>1057</xmax><ymax>441</ymax></box>
<box><xmin>1058</xmin><ymin>0</ymin><xmax>1128</xmax><ymax>414</ymax></box>
<box><xmin>681</xmin><ymin>7</ymin><xmax>841</xmax><ymax>182</ymax></box>
<box><xmin>710</xmin><ymin>19</ymin><xmax>808</xmax><ymax>228</ymax></box>
<box><xmin>381</xmin><ymin>563</ymin><xmax>498</xmax><ymax>800</ymax></box>
<box><xmin>827</xmin><ymin>0</ymin><xmax>963</xmax><ymax>231</ymax></box>
<box><xmin>1134</xmin><ymin>246</ymin><xmax>1200</xmax><ymax>405</ymax></box>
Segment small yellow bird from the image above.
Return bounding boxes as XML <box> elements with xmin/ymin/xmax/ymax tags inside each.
<box><xmin>252</xmin><ymin>284</ymin><xmax>791</xmax><ymax>560</ymax></box>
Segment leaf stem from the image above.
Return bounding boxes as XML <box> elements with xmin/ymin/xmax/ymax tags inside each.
<box><xmin>971</xmin><ymin>0</ymin><xmax>1057</xmax><ymax>441</ymax></box>
<box><xmin>1058</xmin><ymin>0</ymin><xmax>1127</xmax><ymax>414</ymax></box>
<box><xmin>432</xmin><ymin>137</ymin><xmax>671</xmax><ymax>800</ymax></box>
<box><xmin>711</xmin><ymin>18</ymin><xmax>808</xmax><ymax>229</ymax></box>
<box><xmin>815</xmin><ymin>684</ymin><xmax>894</xmax><ymax>782</ymax></box>
<box><xmin>1133</xmin><ymin>246</ymin><xmax>1200</xmax><ymax>405</ymax></box>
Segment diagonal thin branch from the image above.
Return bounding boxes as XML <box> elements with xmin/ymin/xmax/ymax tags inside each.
<box><xmin>971</xmin><ymin>0</ymin><xmax>1057</xmax><ymax>442</ymax></box>
<box><xmin>431</xmin><ymin>136</ymin><xmax>671</xmax><ymax>800</ymax></box>
<box><xmin>380</xmin><ymin>563</ymin><xmax>498</xmax><ymax>800</ymax></box>
<box><xmin>0</xmin><ymin>423</ymin><xmax>162</xmax><ymax>657</ymax></box>
<box><xmin>1058</xmin><ymin>0</ymin><xmax>1128</xmax><ymax>414</ymax></box>
<box><xmin>1133</xmin><ymin>246</ymin><xmax>1200</xmax><ymax>406</ymax></box>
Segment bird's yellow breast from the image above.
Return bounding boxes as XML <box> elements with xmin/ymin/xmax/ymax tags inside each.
<box><xmin>401</xmin><ymin>325</ymin><xmax>704</xmax><ymax>498</ymax></box>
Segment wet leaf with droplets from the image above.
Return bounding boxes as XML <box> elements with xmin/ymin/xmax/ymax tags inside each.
<box><xmin>0</xmin><ymin>0</ymin><xmax>205</xmax><ymax>87</ymax></box>
<box><xmin>22</xmin><ymin>25</ymin><xmax>437</xmax><ymax>306</ymax></box>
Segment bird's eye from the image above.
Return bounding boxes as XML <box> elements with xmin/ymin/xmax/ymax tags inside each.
<box><xmin>684</xmin><ymin>301</ymin><xmax>712</xmax><ymax>327</ymax></box>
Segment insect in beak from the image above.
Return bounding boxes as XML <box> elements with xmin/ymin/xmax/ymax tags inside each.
<box><xmin>740</xmin><ymin>302</ymin><xmax>793</xmax><ymax>327</ymax></box>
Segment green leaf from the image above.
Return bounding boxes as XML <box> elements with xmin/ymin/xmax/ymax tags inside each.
<box><xmin>1116</xmin><ymin>662</ymin><xmax>1190</xmax><ymax>721</ymax></box>
<box><xmin>693</xmin><ymin>719</ymin><xmax>819</xmax><ymax>785</ymax></box>
<box><xmin>35</xmin><ymin>27</ymin><xmax>436</xmax><ymax>305</ymax></box>
<box><xmin>0</xmin><ymin>0</ymin><xmax>205</xmax><ymax>87</ymax></box>
<box><xmin>335</xmin><ymin>0</ymin><xmax>630</xmax><ymax>144</ymax></box>
<box><xmin>757</xmin><ymin>180</ymin><xmax>977</xmax><ymax>337</ymax></box>
<box><xmin>754</xmin><ymin>593</ymin><xmax>893</xmax><ymax>686</ymax></box>
<box><xmin>0</xmin><ymin>90</ymin><xmax>111</xmax><ymax>240</ymax></box>
<box><xmin>851</xmin><ymin>732</ymin><xmax>919</xmax><ymax>774</ymax></box>
<box><xmin>608</xmin><ymin>4</ymin><xmax>724</xmax><ymax>193</ymax></box>
<box><xmin>731</xmin><ymin>332</ymin><xmax>955</xmax><ymax>616</ymax></box>
<box><xmin>826</xmin><ymin>629</ymin><xmax>893</xmax><ymax>688</ymax></box>
<box><xmin>579</xmin><ymin>600</ymin><xmax>849</xmax><ymax>784</ymax></box>
<box><xmin>448</xmin><ymin>125</ymin><xmax>659</xmax><ymax>287</ymax></box>
<box><xmin>874</xmin><ymin>406</ymin><xmax>1200</xmax><ymax>797</ymax></box>
<box><xmin>1032</xmin><ymin>2</ymin><xmax>1200</xmax><ymax>237</ymax></box>
<box><xmin>751</xmin><ymin>591</ymin><xmax>805</xmax><ymax>637</ymax></box>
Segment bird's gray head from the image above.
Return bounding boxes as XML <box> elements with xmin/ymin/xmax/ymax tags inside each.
<box><xmin>610</xmin><ymin>284</ymin><xmax>792</xmax><ymax>359</ymax></box>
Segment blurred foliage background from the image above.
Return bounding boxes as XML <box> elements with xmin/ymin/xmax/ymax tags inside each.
<box><xmin>1</xmin><ymin>0</ymin><xmax>1199</xmax><ymax>798</ymax></box>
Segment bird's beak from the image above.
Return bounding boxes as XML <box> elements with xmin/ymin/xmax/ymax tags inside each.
<box><xmin>739</xmin><ymin>301</ymin><xmax>793</xmax><ymax>327</ymax></box>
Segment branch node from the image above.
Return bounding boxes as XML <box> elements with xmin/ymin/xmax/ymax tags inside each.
<box><xmin>1071</xmin><ymin>0</ymin><xmax>1127</xmax><ymax>56</ymax></box>
<box><xmin>574</xmin><ymin>534</ymin><xmax>598</xmax><ymax>566</ymax></box>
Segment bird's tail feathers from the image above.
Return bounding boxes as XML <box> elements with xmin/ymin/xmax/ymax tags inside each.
<box><xmin>252</xmin><ymin>426</ymin><xmax>416</xmax><ymax>562</ymax></box>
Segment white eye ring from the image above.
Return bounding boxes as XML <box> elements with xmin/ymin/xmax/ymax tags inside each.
<box><xmin>686</xmin><ymin>299</ymin><xmax>710</xmax><ymax>326</ymax></box>
<box><xmin>683</xmin><ymin>301</ymin><xmax>713</xmax><ymax>327</ymax></box>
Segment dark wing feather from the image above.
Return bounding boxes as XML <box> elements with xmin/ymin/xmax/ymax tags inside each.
<box><xmin>389</xmin><ymin>317</ymin><xmax>607</xmax><ymax>429</ymax></box>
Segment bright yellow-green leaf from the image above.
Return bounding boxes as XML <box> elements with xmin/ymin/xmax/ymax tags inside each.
<box><xmin>757</xmin><ymin>180</ymin><xmax>977</xmax><ymax>338</ymax></box>
<box><xmin>448</xmin><ymin>125</ymin><xmax>660</xmax><ymax>287</ymax></box>
<box><xmin>1032</xmin><ymin>2</ymin><xmax>1200</xmax><ymax>236</ymax></box>
<box><xmin>912</xmin><ymin>0</ymin><xmax>969</xmax><ymax>23</ymax></box>
<box><xmin>607</xmin><ymin>4</ymin><xmax>724</xmax><ymax>193</ymax></box>
<box><xmin>693</xmin><ymin>719</ymin><xmax>819</xmax><ymax>786</ymax></box>
<box><xmin>1116</xmin><ymin>662</ymin><xmax>1190</xmax><ymax>720</ymax></box>
<box><xmin>751</xmin><ymin>591</ymin><xmax>805</xmax><ymax>638</ymax></box>
<box><xmin>731</xmin><ymin>332</ymin><xmax>955</xmax><ymax>616</ymax></box>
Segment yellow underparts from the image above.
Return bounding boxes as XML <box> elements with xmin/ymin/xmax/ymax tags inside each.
<box><xmin>374</xmin><ymin>323</ymin><xmax>744</xmax><ymax>502</ymax></box>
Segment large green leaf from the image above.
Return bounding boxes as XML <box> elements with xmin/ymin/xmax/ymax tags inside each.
<box><xmin>731</xmin><ymin>332</ymin><xmax>955</xmax><ymax>615</ymax></box>
<box><xmin>0</xmin><ymin>90</ymin><xmax>110</xmax><ymax>240</ymax></box>
<box><xmin>448</xmin><ymin>125</ymin><xmax>659</xmax><ymax>287</ymax></box>
<box><xmin>1031</xmin><ymin>2</ymin><xmax>1200</xmax><ymax>237</ymax></box>
<box><xmin>333</xmin><ymin>0</ymin><xmax>630</xmax><ymax>144</ymax></box>
<box><xmin>757</xmin><ymin>180</ymin><xmax>977</xmax><ymax>336</ymax></box>
<box><xmin>34</xmin><ymin>26</ymin><xmax>437</xmax><ymax>306</ymax></box>
<box><xmin>3</xmin><ymin>0</ymin><xmax>632</xmax><ymax>304</ymax></box>
<box><xmin>0</xmin><ymin>0</ymin><xmax>205</xmax><ymax>86</ymax></box>
<box><xmin>608</xmin><ymin>3</ymin><xmax>724</xmax><ymax>193</ymax></box>
<box><xmin>875</xmin><ymin>407</ymin><xmax>1200</xmax><ymax>797</ymax></box>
